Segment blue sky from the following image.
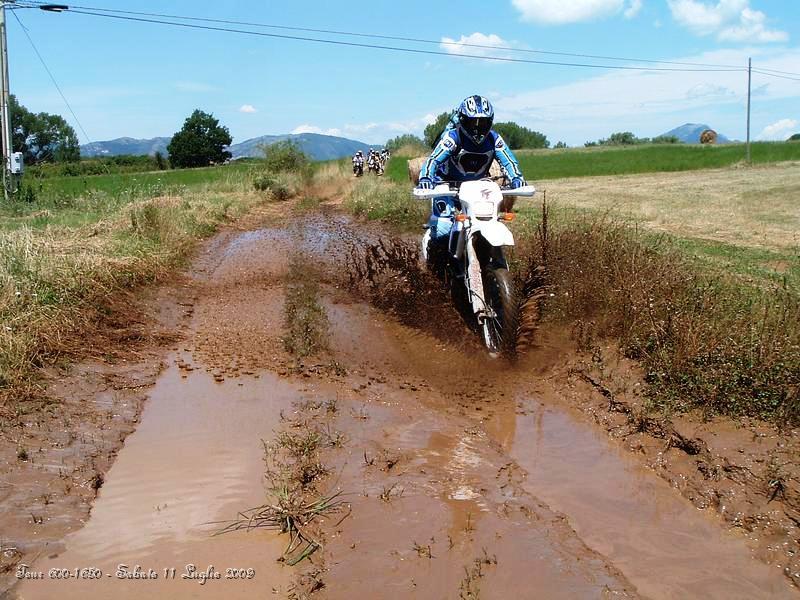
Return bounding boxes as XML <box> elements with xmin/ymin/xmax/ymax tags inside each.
<box><xmin>7</xmin><ymin>0</ymin><xmax>800</xmax><ymax>146</ymax></box>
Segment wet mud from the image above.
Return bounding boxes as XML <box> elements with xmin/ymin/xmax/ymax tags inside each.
<box><xmin>4</xmin><ymin>208</ymin><xmax>799</xmax><ymax>598</ymax></box>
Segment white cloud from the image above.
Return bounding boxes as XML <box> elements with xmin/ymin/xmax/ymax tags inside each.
<box><xmin>757</xmin><ymin>118</ymin><xmax>798</xmax><ymax>141</ymax></box>
<box><xmin>489</xmin><ymin>47</ymin><xmax>800</xmax><ymax>144</ymax></box>
<box><xmin>624</xmin><ymin>0</ymin><xmax>642</xmax><ymax>19</ymax></box>
<box><xmin>440</xmin><ymin>32</ymin><xmax>514</xmax><ymax>59</ymax></box>
<box><xmin>511</xmin><ymin>0</ymin><xmax>641</xmax><ymax>24</ymax></box>
<box><xmin>685</xmin><ymin>82</ymin><xmax>735</xmax><ymax>99</ymax></box>
<box><xmin>667</xmin><ymin>0</ymin><xmax>788</xmax><ymax>43</ymax></box>
<box><xmin>291</xmin><ymin>124</ymin><xmax>342</xmax><ymax>136</ymax></box>
<box><xmin>287</xmin><ymin>113</ymin><xmax>440</xmax><ymax>145</ymax></box>
<box><xmin>239</xmin><ymin>104</ymin><xmax>257</xmax><ymax>114</ymax></box>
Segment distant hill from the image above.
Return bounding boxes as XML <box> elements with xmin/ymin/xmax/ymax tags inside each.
<box><xmin>229</xmin><ymin>133</ymin><xmax>378</xmax><ymax>160</ymax></box>
<box><xmin>81</xmin><ymin>137</ymin><xmax>171</xmax><ymax>157</ymax></box>
<box><xmin>660</xmin><ymin>123</ymin><xmax>731</xmax><ymax>144</ymax></box>
<box><xmin>81</xmin><ymin>133</ymin><xmax>377</xmax><ymax>161</ymax></box>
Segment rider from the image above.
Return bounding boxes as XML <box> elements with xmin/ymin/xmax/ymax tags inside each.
<box><xmin>417</xmin><ymin>95</ymin><xmax>526</xmax><ymax>246</ymax></box>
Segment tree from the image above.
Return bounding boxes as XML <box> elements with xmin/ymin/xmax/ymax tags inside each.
<box><xmin>789</xmin><ymin>133</ymin><xmax>800</xmax><ymax>142</ymax></box>
<box><xmin>154</xmin><ymin>151</ymin><xmax>167</xmax><ymax>170</ymax></box>
<box><xmin>651</xmin><ymin>135</ymin><xmax>679</xmax><ymax>144</ymax></box>
<box><xmin>385</xmin><ymin>134</ymin><xmax>425</xmax><ymax>152</ymax></box>
<box><xmin>492</xmin><ymin>122</ymin><xmax>549</xmax><ymax>149</ymax></box>
<box><xmin>607</xmin><ymin>131</ymin><xmax>638</xmax><ymax>145</ymax></box>
<box><xmin>9</xmin><ymin>95</ymin><xmax>80</xmax><ymax>164</ymax></box>
<box><xmin>167</xmin><ymin>109</ymin><xmax>232</xmax><ymax>168</ymax></box>
<box><xmin>554</xmin><ymin>141</ymin><xmax>568</xmax><ymax>149</ymax></box>
<box><xmin>423</xmin><ymin>112</ymin><xmax>453</xmax><ymax>148</ymax></box>
<box><xmin>585</xmin><ymin>131</ymin><xmax>681</xmax><ymax>147</ymax></box>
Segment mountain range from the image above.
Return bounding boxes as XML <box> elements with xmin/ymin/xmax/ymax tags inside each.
<box><xmin>659</xmin><ymin>123</ymin><xmax>731</xmax><ymax>144</ymax></box>
<box><xmin>80</xmin><ymin>123</ymin><xmax>734</xmax><ymax>160</ymax></box>
<box><xmin>80</xmin><ymin>133</ymin><xmax>377</xmax><ymax>161</ymax></box>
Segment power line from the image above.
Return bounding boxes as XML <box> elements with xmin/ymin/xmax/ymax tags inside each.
<box><xmin>752</xmin><ymin>69</ymin><xmax>800</xmax><ymax>82</ymax></box>
<box><xmin>752</xmin><ymin>66</ymin><xmax>800</xmax><ymax>78</ymax></box>
<box><xmin>24</xmin><ymin>6</ymin><xmax>746</xmax><ymax>75</ymax></box>
<box><xmin>20</xmin><ymin>0</ymin><xmax>800</xmax><ymax>82</ymax></box>
<box><xmin>11</xmin><ymin>9</ymin><xmax>93</xmax><ymax>144</ymax></box>
<box><xmin>15</xmin><ymin>0</ymin><xmax>749</xmax><ymax>71</ymax></box>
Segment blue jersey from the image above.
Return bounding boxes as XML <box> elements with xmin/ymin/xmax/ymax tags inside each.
<box><xmin>419</xmin><ymin>128</ymin><xmax>523</xmax><ymax>183</ymax></box>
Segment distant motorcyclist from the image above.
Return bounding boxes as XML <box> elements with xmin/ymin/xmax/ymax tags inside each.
<box><xmin>367</xmin><ymin>149</ymin><xmax>380</xmax><ymax>174</ymax></box>
<box><xmin>417</xmin><ymin>95</ymin><xmax>526</xmax><ymax>246</ymax></box>
<box><xmin>352</xmin><ymin>150</ymin><xmax>365</xmax><ymax>176</ymax></box>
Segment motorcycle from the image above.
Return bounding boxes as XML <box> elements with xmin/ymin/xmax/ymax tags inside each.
<box><xmin>367</xmin><ymin>156</ymin><xmax>383</xmax><ymax>176</ymax></box>
<box><xmin>413</xmin><ymin>179</ymin><xmax>535</xmax><ymax>357</ymax></box>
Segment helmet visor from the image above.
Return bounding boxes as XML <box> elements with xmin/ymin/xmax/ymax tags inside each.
<box><xmin>460</xmin><ymin>115</ymin><xmax>492</xmax><ymax>142</ymax></box>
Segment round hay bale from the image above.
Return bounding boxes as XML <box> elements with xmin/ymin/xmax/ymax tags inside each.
<box><xmin>700</xmin><ymin>129</ymin><xmax>718</xmax><ymax>145</ymax></box>
<box><xmin>406</xmin><ymin>157</ymin><xmax>506</xmax><ymax>184</ymax></box>
<box><xmin>407</xmin><ymin>157</ymin><xmax>426</xmax><ymax>184</ymax></box>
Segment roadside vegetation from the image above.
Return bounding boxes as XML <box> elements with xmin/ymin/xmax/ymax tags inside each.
<box><xmin>515</xmin><ymin>203</ymin><xmax>799</xmax><ymax>424</ymax></box>
<box><xmin>341</xmin><ymin>153</ymin><xmax>800</xmax><ymax>425</ymax></box>
<box><xmin>0</xmin><ymin>141</ymin><xmax>314</xmax><ymax>413</ymax></box>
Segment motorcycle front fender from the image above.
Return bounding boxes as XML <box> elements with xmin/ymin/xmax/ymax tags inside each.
<box><xmin>472</xmin><ymin>220</ymin><xmax>514</xmax><ymax>247</ymax></box>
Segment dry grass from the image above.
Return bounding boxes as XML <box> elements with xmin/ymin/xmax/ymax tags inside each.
<box><xmin>537</xmin><ymin>162</ymin><xmax>800</xmax><ymax>252</ymax></box>
<box><xmin>0</xmin><ymin>180</ymin><xmax>265</xmax><ymax>410</ymax></box>
<box><xmin>516</xmin><ymin>200</ymin><xmax>800</xmax><ymax>423</ymax></box>
<box><xmin>216</xmin><ymin>487</ymin><xmax>346</xmax><ymax>566</ymax></box>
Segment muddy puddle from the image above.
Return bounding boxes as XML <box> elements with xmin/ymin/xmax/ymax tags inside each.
<box><xmin>14</xmin><ymin>360</ymin><xmax>297</xmax><ymax>599</ymax></box>
<box><xmin>507</xmin><ymin>398</ymin><xmax>794</xmax><ymax>598</ymax></box>
<box><xmin>9</xmin><ymin>216</ymin><xmax>799</xmax><ymax>599</ymax></box>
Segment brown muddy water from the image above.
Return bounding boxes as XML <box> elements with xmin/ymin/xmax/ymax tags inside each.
<box><xmin>10</xmin><ymin>217</ymin><xmax>799</xmax><ymax>599</ymax></box>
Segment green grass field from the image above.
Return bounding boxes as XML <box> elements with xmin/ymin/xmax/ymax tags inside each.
<box><xmin>28</xmin><ymin>161</ymin><xmax>256</xmax><ymax>200</ymax></box>
<box><xmin>1</xmin><ymin>162</ymin><xmax>264</xmax><ymax>232</ymax></box>
<box><xmin>387</xmin><ymin>141</ymin><xmax>800</xmax><ymax>184</ymax></box>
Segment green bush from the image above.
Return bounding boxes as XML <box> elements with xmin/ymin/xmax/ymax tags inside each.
<box><xmin>270</xmin><ymin>183</ymin><xmax>291</xmax><ymax>202</ymax></box>
<box><xmin>261</xmin><ymin>141</ymin><xmax>309</xmax><ymax>173</ymax></box>
<box><xmin>15</xmin><ymin>183</ymin><xmax>38</xmax><ymax>204</ymax></box>
<box><xmin>253</xmin><ymin>174</ymin><xmax>274</xmax><ymax>191</ymax></box>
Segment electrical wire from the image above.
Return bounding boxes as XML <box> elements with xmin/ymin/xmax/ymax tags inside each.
<box><xmin>11</xmin><ymin>9</ymin><xmax>93</xmax><ymax>144</ymax></box>
<box><xmin>17</xmin><ymin>0</ymin><xmax>799</xmax><ymax>83</ymax></box>
<box><xmin>14</xmin><ymin>0</ymin><xmax>749</xmax><ymax>71</ymax></box>
<box><xmin>752</xmin><ymin>69</ymin><xmax>800</xmax><ymax>82</ymax></box>
<box><xmin>751</xmin><ymin>66</ymin><xmax>800</xmax><ymax>78</ymax></box>
<box><xmin>23</xmin><ymin>6</ymin><xmax>746</xmax><ymax>74</ymax></box>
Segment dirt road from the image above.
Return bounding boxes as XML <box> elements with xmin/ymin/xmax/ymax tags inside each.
<box><xmin>4</xmin><ymin>209</ymin><xmax>798</xmax><ymax>599</ymax></box>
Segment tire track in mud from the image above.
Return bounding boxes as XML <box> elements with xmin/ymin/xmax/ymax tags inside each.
<box><xmin>9</xmin><ymin>211</ymin><xmax>799</xmax><ymax>599</ymax></box>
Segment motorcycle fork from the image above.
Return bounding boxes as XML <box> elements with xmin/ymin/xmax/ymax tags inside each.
<box><xmin>463</xmin><ymin>233</ymin><xmax>494</xmax><ymax>322</ymax></box>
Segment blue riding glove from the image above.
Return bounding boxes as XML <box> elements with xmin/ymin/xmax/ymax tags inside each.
<box><xmin>418</xmin><ymin>177</ymin><xmax>434</xmax><ymax>190</ymax></box>
<box><xmin>511</xmin><ymin>177</ymin><xmax>526</xmax><ymax>189</ymax></box>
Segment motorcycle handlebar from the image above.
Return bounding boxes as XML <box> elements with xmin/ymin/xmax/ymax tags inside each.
<box><xmin>411</xmin><ymin>183</ymin><xmax>536</xmax><ymax>199</ymax></box>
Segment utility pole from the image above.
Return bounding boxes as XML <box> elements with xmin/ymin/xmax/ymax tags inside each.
<box><xmin>746</xmin><ymin>57</ymin><xmax>752</xmax><ymax>164</ymax></box>
<box><xmin>0</xmin><ymin>1</ymin><xmax>12</xmax><ymax>200</ymax></box>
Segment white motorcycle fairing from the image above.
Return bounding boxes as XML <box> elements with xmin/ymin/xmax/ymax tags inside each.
<box><xmin>470</xmin><ymin>219</ymin><xmax>514</xmax><ymax>247</ymax></box>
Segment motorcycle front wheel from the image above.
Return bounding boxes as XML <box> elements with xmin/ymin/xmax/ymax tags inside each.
<box><xmin>480</xmin><ymin>266</ymin><xmax>518</xmax><ymax>357</ymax></box>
